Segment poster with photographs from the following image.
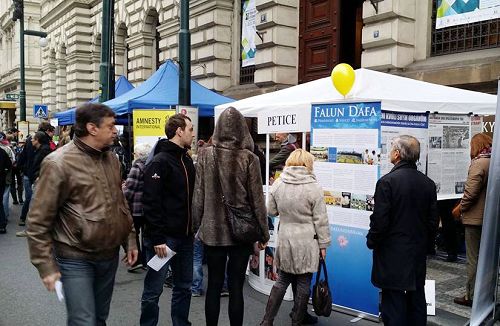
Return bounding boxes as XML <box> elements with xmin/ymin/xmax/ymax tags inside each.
<box><xmin>380</xmin><ymin>111</ymin><xmax>429</xmax><ymax>176</ymax></box>
<box><xmin>310</xmin><ymin>101</ymin><xmax>381</xmax><ymax>317</ymax></box>
<box><xmin>427</xmin><ymin>113</ymin><xmax>471</xmax><ymax>200</ymax></box>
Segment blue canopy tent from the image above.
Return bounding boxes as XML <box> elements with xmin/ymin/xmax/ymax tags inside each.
<box><xmin>54</xmin><ymin>75</ymin><xmax>134</xmax><ymax>125</ymax></box>
<box><xmin>103</xmin><ymin>60</ymin><xmax>234</xmax><ymax>117</ymax></box>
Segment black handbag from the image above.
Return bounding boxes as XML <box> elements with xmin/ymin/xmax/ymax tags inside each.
<box><xmin>312</xmin><ymin>257</ymin><xmax>332</xmax><ymax>317</ymax></box>
<box><xmin>212</xmin><ymin>147</ymin><xmax>262</xmax><ymax>243</ymax></box>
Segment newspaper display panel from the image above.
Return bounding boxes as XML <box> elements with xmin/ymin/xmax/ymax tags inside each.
<box><xmin>310</xmin><ymin>101</ymin><xmax>381</xmax><ymax>317</ymax></box>
<box><xmin>427</xmin><ymin>113</ymin><xmax>471</xmax><ymax>200</ymax></box>
<box><xmin>380</xmin><ymin>111</ymin><xmax>429</xmax><ymax>176</ymax></box>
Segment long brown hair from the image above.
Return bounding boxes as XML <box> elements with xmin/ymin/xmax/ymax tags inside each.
<box><xmin>470</xmin><ymin>133</ymin><xmax>492</xmax><ymax>159</ymax></box>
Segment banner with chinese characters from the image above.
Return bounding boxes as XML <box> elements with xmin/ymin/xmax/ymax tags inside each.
<box><xmin>310</xmin><ymin>101</ymin><xmax>381</xmax><ymax>317</ymax></box>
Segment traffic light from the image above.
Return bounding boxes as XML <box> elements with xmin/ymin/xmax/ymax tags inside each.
<box><xmin>12</xmin><ymin>0</ymin><xmax>23</xmax><ymax>22</ymax></box>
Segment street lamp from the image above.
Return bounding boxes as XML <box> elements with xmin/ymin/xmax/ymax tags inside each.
<box><xmin>12</xmin><ymin>0</ymin><xmax>48</xmax><ymax>122</ymax></box>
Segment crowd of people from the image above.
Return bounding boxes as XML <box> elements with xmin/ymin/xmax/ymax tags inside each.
<box><xmin>0</xmin><ymin>102</ymin><xmax>492</xmax><ymax>326</ymax></box>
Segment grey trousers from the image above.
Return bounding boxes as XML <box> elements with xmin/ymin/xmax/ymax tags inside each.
<box><xmin>261</xmin><ymin>271</ymin><xmax>312</xmax><ymax>325</ymax></box>
<box><xmin>465</xmin><ymin>225</ymin><xmax>482</xmax><ymax>300</ymax></box>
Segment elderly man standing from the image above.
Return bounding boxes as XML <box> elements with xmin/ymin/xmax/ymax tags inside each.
<box><xmin>367</xmin><ymin>135</ymin><xmax>438</xmax><ymax>326</ymax></box>
<box><xmin>27</xmin><ymin>103</ymin><xmax>138</xmax><ymax>325</ymax></box>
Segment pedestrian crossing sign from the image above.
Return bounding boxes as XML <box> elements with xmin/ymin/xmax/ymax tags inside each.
<box><xmin>33</xmin><ymin>104</ymin><xmax>48</xmax><ymax>119</ymax></box>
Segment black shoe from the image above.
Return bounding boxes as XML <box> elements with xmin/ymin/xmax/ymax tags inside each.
<box><xmin>446</xmin><ymin>254</ymin><xmax>458</xmax><ymax>262</ymax></box>
<box><xmin>19</xmin><ymin>200</ymin><xmax>24</xmax><ymax>204</ymax></box>
<box><xmin>290</xmin><ymin>311</ymin><xmax>318</xmax><ymax>325</ymax></box>
<box><xmin>0</xmin><ymin>228</ymin><xmax>6</xmax><ymax>234</ymax></box>
<box><xmin>18</xmin><ymin>220</ymin><xmax>26</xmax><ymax>226</ymax></box>
<box><xmin>12</xmin><ymin>201</ymin><xmax>19</xmax><ymax>205</ymax></box>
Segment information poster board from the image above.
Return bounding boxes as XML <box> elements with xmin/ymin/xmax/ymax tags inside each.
<box><xmin>436</xmin><ymin>0</ymin><xmax>500</xmax><ymax>29</ymax></box>
<box><xmin>427</xmin><ymin>113</ymin><xmax>471</xmax><ymax>200</ymax></box>
<box><xmin>177</xmin><ymin>106</ymin><xmax>199</xmax><ymax>154</ymax></box>
<box><xmin>133</xmin><ymin>109</ymin><xmax>176</xmax><ymax>147</ymax></box>
<box><xmin>310</xmin><ymin>101</ymin><xmax>381</xmax><ymax>317</ymax></box>
<box><xmin>380</xmin><ymin>111</ymin><xmax>429</xmax><ymax>176</ymax></box>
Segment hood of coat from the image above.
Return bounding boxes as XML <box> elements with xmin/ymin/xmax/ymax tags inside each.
<box><xmin>282</xmin><ymin>134</ymin><xmax>297</xmax><ymax>146</ymax></box>
<box><xmin>213</xmin><ymin>107</ymin><xmax>254</xmax><ymax>151</ymax></box>
<box><xmin>280</xmin><ymin>166</ymin><xmax>316</xmax><ymax>184</ymax></box>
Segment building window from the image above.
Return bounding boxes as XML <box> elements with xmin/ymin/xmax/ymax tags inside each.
<box><xmin>431</xmin><ymin>1</ymin><xmax>499</xmax><ymax>56</ymax></box>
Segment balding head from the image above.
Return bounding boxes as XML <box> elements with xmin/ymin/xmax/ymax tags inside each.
<box><xmin>391</xmin><ymin>135</ymin><xmax>420</xmax><ymax>164</ymax></box>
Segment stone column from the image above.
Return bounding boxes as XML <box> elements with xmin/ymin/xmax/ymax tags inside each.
<box><xmin>361</xmin><ymin>0</ymin><xmax>416</xmax><ymax>69</ymax></box>
<box><xmin>126</xmin><ymin>32</ymin><xmax>155</xmax><ymax>84</ymax></box>
<box><xmin>55</xmin><ymin>49</ymin><xmax>67</xmax><ymax>112</ymax></box>
<box><xmin>254</xmin><ymin>0</ymin><xmax>298</xmax><ymax>86</ymax></box>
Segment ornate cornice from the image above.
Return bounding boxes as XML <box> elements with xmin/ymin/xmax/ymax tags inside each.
<box><xmin>40</xmin><ymin>0</ymin><xmax>93</xmax><ymax>29</ymax></box>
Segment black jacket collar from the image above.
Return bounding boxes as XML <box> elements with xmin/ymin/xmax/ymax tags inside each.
<box><xmin>155</xmin><ymin>139</ymin><xmax>188</xmax><ymax>156</ymax></box>
<box><xmin>390</xmin><ymin>160</ymin><xmax>417</xmax><ymax>173</ymax></box>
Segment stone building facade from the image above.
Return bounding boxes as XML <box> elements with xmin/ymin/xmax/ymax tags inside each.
<box><xmin>0</xmin><ymin>0</ymin><xmax>44</xmax><ymax>128</ymax></box>
<box><xmin>0</xmin><ymin>0</ymin><xmax>498</xmax><ymax>128</ymax></box>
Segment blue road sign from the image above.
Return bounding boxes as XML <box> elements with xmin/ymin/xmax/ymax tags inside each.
<box><xmin>33</xmin><ymin>104</ymin><xmax>48</xmax><ymax>119</ymax></box>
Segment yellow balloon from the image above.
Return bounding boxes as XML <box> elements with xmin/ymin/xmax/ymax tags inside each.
<box><xmin>331</xmin><ymin>63</ymin><xmax>355</xmax><ymax>96</ymax></box>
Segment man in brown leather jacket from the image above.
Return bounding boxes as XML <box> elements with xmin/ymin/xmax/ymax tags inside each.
<box><xmin>27</xmin><ymin>103</ymin><xmax>138</xmax><ymax>325</ymax></box>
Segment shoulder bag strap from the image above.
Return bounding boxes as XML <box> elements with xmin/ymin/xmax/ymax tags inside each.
<box><xmin>315</xmin><ymin>257</ymin><xmax>323</xmax><ymax>287</ymax></box>
<box><xmin>212</xmin><ymin>146</ymin><xmax>226</xmax><ymax>203</ymax></box>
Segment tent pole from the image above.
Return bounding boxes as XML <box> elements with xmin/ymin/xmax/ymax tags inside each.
<box><xmin>302</xmin><ymin>132</ymin><xmax>306</xmax><ymax>150</ymax></box>
<box><xmin>128</xmin><ymin>113</ymin><xmax>132</xmax><ymax>165</ymax></box>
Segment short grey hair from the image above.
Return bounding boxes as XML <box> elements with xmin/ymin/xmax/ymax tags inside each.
<box><xmin>133</xmin><ymin>143</ymin><xmax>152</xmax><ymax>160</ymax></box>
<box><xmin>391</xmin><ymin>135</ymin><xmax>420</xmax><ymax>163</ymax></box>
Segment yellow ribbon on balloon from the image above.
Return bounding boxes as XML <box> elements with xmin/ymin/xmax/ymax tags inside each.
<box><xmin>331</xmin><ymin>63</ymin><xmax>355</xmax><ymax>97</ymax></box>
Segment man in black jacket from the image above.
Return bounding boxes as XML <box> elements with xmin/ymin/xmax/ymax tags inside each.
<box><xmin>140</xmin><ymin>114</ymin><xmax>195</xmax><ymax>326</ymax></box>
<box><xmin>367</xmin><ymin>135</ymin><xmax>438</xmax><ymax>326</ymax></box>
<box><xmin>0</xmin><ymin>145</ymin><xmax>12</xmax><ymax>234</ymax></box>
<box><xmin>17</xmin><ymin>122</ymin><xmax>54</xmax><ymax>227</ymax></box>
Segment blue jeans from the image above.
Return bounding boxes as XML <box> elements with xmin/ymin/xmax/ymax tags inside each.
<box><xmin>3</xmin><ymin>185</ymin><xmax>10</xmax><ymax>221</ymax></box>
<box><xmin>192</xmin><ymin>237</ymin><xmax>204</xmax><ymax>294</ymax></box>
<box><xmin>140</xmin><ymin>236</ymin><xmax>193</xmax><ymax>326</ymax></box>
<box><xmin>56</xmin><ymin>255</ymin><xmax>119</xmax><ymax>326</ymax></box>
<box><xmin>19</xmin><ymin>176</ymin><xmax>32</xmax><ymax>222</ymax></box>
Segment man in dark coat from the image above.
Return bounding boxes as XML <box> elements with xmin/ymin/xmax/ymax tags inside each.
<box><xmin>367</xmin><ymin>135</ymin><xmax>438</xmax><ymax>326</ymax></box>
<box><xmin>140</xmin><ymin>113</ymin><xmax>195</xmax><ymax>326</ymax></box>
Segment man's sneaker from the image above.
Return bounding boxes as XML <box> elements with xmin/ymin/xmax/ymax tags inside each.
<box><xmin>192</xmin><ymin>292</ymin><xmax>203</xmax><ymax>297</ymax></box>
<box><xmin>0</xmin><ymin>227</ymin><xmax>6</xmax><ymax>234</ymax></box>
<box><xmin>19</xmin><ymin>200</ymin><xmax>24</xmax><ymax>204</ymax></box>
<box><xmin>12</xmin><ymin>201</ymin><xmax>18</xmax><ymax>205</ymax></box>
<box><xmin>18</xmin><ymin>220</ymin><xmax>25</xmax><ymax>226</ymax></box>
<box><xmin>220</xmin><ymin>288</ymin><xmax>229</xmax><ymax>297</ymax></box>
<box><xmin>16</xmin><ymin>230</ymin><xmax>28</xmax><ymax>237</ymax></box>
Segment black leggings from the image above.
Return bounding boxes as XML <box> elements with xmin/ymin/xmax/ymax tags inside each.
<box><xmin>204</xmin><ymin>244</ymin><xmax>252</xmax><ymax>326</ymax></box>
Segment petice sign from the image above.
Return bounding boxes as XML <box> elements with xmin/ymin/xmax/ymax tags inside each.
<box><xmin>257</xmin><ymin>106</ymin><xmax>310</xmax><ymax>134</ymax></box>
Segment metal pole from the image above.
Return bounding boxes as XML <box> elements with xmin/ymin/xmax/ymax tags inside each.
<box><xmin>178</xmin><ymin>0</ymin><xmax>191</xmax><ymax>106</ymax></box>
<box><xmin>99</xmin><ymin>0</ymin><xmax>113</xmax><ymax>102</ymax></box>
<box><xmin>19</xmin><ymin>15</ymin><xmax>26</xmax><ymax>121</ymax></box>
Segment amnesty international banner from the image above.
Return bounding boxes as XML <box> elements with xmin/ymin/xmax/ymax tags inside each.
<box><xmin>436</xmin><ymin>0</ymin><xmax>500</xmax><ymax>29</ymax></box>
<box><xmin>310</xmin><ymin>101</ymin><xmax>381</xmax><ymax>318</ymax></box>
<box><xmin>133</xmin><ymin>109</ymin><xmax>176</xmax><ymax>147</ymax></box>
<box><xmin>381</xmin><ymin>111</ymin><xmax>429</xmax><ymax>176</ymax></box>
<box><xmin>427</xmin><ymin>113</ymin><xmax>471</xmax><ymax>200</ymax></box>
<box><xmin>241</xmin><ymin>0</ymin><xmax>257</xmax><ymax>67</ymax></box>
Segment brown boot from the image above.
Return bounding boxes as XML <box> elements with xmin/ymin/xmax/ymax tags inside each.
<box><xmin>261</xmin><ymin>286</ymin><xmax>287</xmax><ymax>326</ymax></box>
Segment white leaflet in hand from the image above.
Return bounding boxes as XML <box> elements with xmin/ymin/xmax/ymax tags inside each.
<box><xmin>147</xmin><ymin>246</ymin><xmax>177</xmax><ymax>272</ymax></box>
<box><xmin>55</xmin><ymin>280</ymin><xmax>64</xmax><ymax>302</ymax></box>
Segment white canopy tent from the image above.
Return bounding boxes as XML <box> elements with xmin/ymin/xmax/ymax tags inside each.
<box><xmin>215</xmin><ymin>68</ymin><xmax>497</xmax><ymax>116</ymax></box>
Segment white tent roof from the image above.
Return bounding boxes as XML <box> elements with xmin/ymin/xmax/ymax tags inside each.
<box><xmin>215</xmin><ymin>68</ymin><xmax>497</xmax><ymax>117</ymax></box>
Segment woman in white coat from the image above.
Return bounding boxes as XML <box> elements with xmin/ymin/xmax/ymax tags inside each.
<box><xmin>260</xmin><ymin>149</ymin><xmax>331</xmax><ymax>326</ymax></box>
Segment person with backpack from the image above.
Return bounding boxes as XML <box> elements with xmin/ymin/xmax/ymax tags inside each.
<box><xmin>123</xmin><ymin>142</ymin><xmax>152</xmax><ymax>272</ymax></box>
